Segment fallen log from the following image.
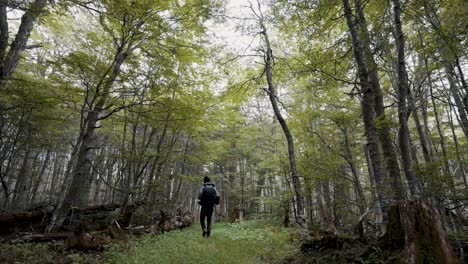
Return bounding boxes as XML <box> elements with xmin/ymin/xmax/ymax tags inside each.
<box><xmin>62</xmin><ymin>201</ymin><xmax>145</xmax><ymax>232</ymax></box>
<box><xmin>0</xmin><ymin>205</ymin><xmax>193</xmax><ymax>248</ymax></box>
<box><xmin>6</xmin><ymin>232</ymin><xmax>72</xmax><ymax>243</ymax></box>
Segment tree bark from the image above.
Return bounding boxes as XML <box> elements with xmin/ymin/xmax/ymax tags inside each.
<box><xmin>0</xmin><ymin>0</ymin><xmax>47</xmax><ymax>89</ymax></box>
<box><xmin>376</xmin><ymin>199</ymin><xmax>459</xmax><ymax>264</ymax></box>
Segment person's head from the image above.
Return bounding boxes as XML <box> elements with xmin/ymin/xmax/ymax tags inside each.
<box><xmin>203</xmin><ymin>176</ymin><xmax>210</xmax><ymax>183</ymax></box>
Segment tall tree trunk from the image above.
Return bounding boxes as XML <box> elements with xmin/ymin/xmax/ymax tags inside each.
<box><xmin>343</xmin><ymin>0</ymin><xmax>388</xmax><ymax>222</ymax></box>
<box><xmin>445</xmin><ymin>64</ymin><xmax>468</xmax><ymax>139</ymax></box>
<box><xmin>49</xmin><ymin>152</ymin><xmax>64</xmax><ymax>199</ymax></box>
<box><xmin>447</xmin><ymin>104</ymin><xmax>468</xmax><ymax>189</ymax></box>
<box><xmin>391</xmin><ymin>0</ymin><xmax>421</xmax><ymax>197</ymax></box>
<box><xmin>354</xmin><ymin>0</ymin><xmax>405</xmax><ymax>201</ymax></box>
<box><xmin>54</xmin><ymin>38</ymin><xmax>134</xmax><ymax>230</ymax></box>
<box><xmin>422</xmin><ymin>55</ymin><xmax>450</xmax><ymax>172</ymax></box>
<box><xmin>258</xmin><ymin>15</ymin><xmax>308</xmax><ymax>241</ymax></box>
<box><xmin>316</xmin><ymin>180</ymin><xmax>336</xmax><ymax>232</ymax></box>
<box><xmin>30</xmin><ymin>149</ymin><xmax>51</xmax><ymax>203</ymax></box>
<box><xmin>408</xmin><ymin>85</ymin><xmax>432</xmax><ymax>163</ymax></box>
<box><xmin>342</xmin><ymin>127</ymin><xmax>366</xmax><ymax>213</ymax></box>
<box><xmin>412</xmin><ymin>51</ymin><xmax>434</xmax><ymax>159</ymax></box>
<box><xmin>455</xmin><ymin>57</ymin><xmax>468</xmax><ymax>112</ymax></box>
<box><xmin>12</xmin><ymin>147</ymin><xmax>34</xmax><ymax>209</ymax></box>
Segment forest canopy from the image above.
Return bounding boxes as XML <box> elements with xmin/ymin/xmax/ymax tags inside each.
<box><xmin>0</xmin><ymin>0</ymin><xmax>466</xmax><ymax>262</ymax></box>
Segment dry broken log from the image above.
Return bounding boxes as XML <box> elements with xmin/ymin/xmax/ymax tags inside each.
<box><xmin>301</xmin><ymin>230</ymin><xmax>353</xmax><ymax>252</ymax></box>
<box><xmin>65</xmin><ymin>231</ymin><xmax>111</xmax><ymax>251</ymax></box>
<box><xmin>0</xmin><ymin>205</ymin><xmax>193</xmax><ymax>249</ymax></box>
<box><xmin>355</xmin><ymin>207</ymin><xmax>381</xmax><ymax>241</ymax></box>
<box><xmin>62</xmin><ymin>201</ymin><xmax>145</xmax><ymax>232</ymax></box>
<box><xmin>0</xmin><ymin>203</ymin><xmax>55</xmax><ymax>235</ymax></box>
<box><xmin>144</xmin><ymin>212</ymin><xmax>194</xmax><ymax>235</ymax></box>
<box><xmin>368</xmin><ymin>199</ymin><xmax>459</xmax><ymax>264</ymax></box>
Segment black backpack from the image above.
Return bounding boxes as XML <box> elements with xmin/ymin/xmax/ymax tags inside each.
<box><xmin>201</xmin><ymin>183</ymin><xmax>219</xmax><ymax>206</ymax></box>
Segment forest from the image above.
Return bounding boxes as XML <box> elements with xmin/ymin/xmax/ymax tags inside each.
<box><xmin>0</xmin><ymin>0</ymin><xmax>466</xmax><ymax>263</ymax></box>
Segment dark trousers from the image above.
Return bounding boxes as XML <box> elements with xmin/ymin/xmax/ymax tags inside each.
<box><xmin>200</xmin><ymin>206</ymin><xmax>214</xmax><ymax>233</ymax></box>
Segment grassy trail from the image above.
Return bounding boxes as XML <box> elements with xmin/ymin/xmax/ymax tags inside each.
<box><xmin>104</xmin><ymin>221</ymin><xmax>298</xmax><ymax>264</ymax></box>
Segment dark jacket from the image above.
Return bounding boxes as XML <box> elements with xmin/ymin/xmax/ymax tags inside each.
<box><xmin>197</xmin><ymin>182</ymin><xmax>219</xmax><ymax>207</ymax></box>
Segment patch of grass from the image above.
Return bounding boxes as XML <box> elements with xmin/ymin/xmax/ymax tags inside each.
<box><xmin>0</xmin><ymin>240</ymin><xmax>110</xmax><ymax>264</ymax></box>
<box><xmin>103</xmin><ymin>220</ymin><xmax>299</xmax><ymax>264</ymax></box>
<box><xmin>0</xmin><ymin>242</ymin><xmax>49</xmax><ymax>263</ymax></box>
<box><xmin>0</xmin><ymin>241</ymin><xmax>72</xmax><ymax>264</ymax></box>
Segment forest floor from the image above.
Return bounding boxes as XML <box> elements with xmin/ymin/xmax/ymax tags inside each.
<box><xmin>0</xmin><ymin>220</ymin><xmax>300</xmax><ymax>264</ymax></box>
<box><xmin>4</xmin><ymin>219</ymin><xmax>464</xmax><ymax>263</ymax></box>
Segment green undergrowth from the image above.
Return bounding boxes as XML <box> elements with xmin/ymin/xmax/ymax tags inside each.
<box><xmin>0</xmin><ymin>220</ymin><xmax>299</xmax><ymax>263</ymax></box>
<box><xmin>103</xmin><ymin>220</ymin><xmax>299</xmax><ymax>264</ymax></box>
<box><xmin>0</xmin><ymin>240</ymin><xmax>110</xmax><ymax>264</ymax></box>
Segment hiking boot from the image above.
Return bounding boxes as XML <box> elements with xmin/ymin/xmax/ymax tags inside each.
<box><xmin>202</xmin><ymin>231</ymin><xmax>207</xmax><ymax>237</ymax></box>
<box><xmin>206</xmin><ymin>231</ymin><xmax>210</xmax><ymax>237</ymax></box>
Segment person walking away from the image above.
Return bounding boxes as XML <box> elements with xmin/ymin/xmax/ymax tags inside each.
<box><xmin>198</xmin><ymin>176</ymin><xmax>219</xmax><ymax>237</ymax></box>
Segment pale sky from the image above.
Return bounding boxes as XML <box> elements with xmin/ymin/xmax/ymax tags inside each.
<box><xmin>206</xmin><ymin>0</ymin><xmax>265</xmax><ymax>56</ymax></box>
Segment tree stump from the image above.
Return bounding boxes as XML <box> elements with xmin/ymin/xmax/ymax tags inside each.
<box><xmin>376</xmin><ymin>199</ymin><xmax>459</xmax><ymax>264</ymax></box>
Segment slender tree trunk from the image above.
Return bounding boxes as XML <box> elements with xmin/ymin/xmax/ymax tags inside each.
<box><xmin>391</xmin><ymin>0</ymin><xmax>421</xmax><ymax>197</ymax></box>
<box><xmin>342</xmin><ymin>128</ymin><xmax>366</xmax><ymax>213</ymax></box>
<box><xmin>49</xmin><ymin>152</ymin><xmax>63</xmax><ymax>199</ymax></box>
<box><xmin>30</xmin><ymin>149</ymin><xmax>51</xmax><ymax>203</ymax></box>
<box><xmin>445</xmin><ymin>64</ymin><xmax>468</xmax><ymax>139</ymax></box>
<box><xmin>259</xmin><ymin>16</ymin><xmax>308</xmax><ymax>241</ymax></box>
<box><xmin>408</xmin><ymin>87</ymin><xmax>432</xmax><ymax>163</ymax></box>
<box><xmin>12</xmin><ymin>147</ymin><xmax>34</xmax><ymax>209</ymax></box>
<box><xmin>447</xmin><ymin>104</ymin><xmax>468</xmax><ymax>189</ymax></box>
<box><xmin>423</xmin><ymin>59</ymin><xmax>451</xmax><ymax>174</ymax></box>
<box><xmin>0</xmin><ymin>1</ymin><xmax>8</xmax><ymax>64</ymax></box>
<box><xmin>316</xmin><ymin>181</ymin><xmax>336</xmax><ymax>232</ymax></box>
<box><xmin>455</xmin><ymin>57</ymin><xmax>468</xmax><ymax>112</ymax></box>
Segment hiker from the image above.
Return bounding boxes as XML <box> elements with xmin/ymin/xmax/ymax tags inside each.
<box><xmin>198</xmin><ymin>176</ymin><xmax>220</xmax><ymax>237</ymax></box>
